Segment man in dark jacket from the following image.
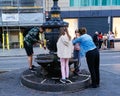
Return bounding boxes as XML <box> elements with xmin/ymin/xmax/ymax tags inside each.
<box><xmin>93</xmin><ymin>31</ymin><xmax>99</xmax><ymax>48</ymax></box>
<box><xmin>24</xmin><ymin>26</ymin><xmax>45</xmax><ymax>72</ymax></box>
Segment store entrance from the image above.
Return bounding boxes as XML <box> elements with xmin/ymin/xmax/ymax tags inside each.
<box><xmin>113</xmin><ymin>17</ymin><xmax>120</xmax><ymax>39</ymax></box>
<box><xmin>64</xmin><ymin>19</ymin><xmax>78</xmax><ymax>39</ymax></box>
<box><xmin>1</xmin><ymin>27</ymin><xmax>23</xmax><ymax>49</ymax></box>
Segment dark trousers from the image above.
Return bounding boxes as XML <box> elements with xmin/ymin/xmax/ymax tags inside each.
<box><xmin>86</xmin><ymin>48</ymin><xmax>100</xmax><ymax>86</ymax></box>
<box><xmin>73</xmin><ymin>50</ymin><xmax>80</xmax><ymax>72</ymax></box>
<box><xmin>110</xmin><ymin>40</ymin><xmax>114</xmax><ymax>48</ymax></box>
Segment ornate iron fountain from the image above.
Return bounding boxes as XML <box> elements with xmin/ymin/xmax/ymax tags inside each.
<box><xmin>21</xmin><ymin>0</ymin><xmax>91</xmax><ymax>92</ymax></box>
<box><xmin>35</xmin><ymin>0</ymin><xmax>74</xmax><ymax>77</ymax></box>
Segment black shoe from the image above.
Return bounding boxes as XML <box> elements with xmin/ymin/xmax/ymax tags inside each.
<box><xmin>29</xmin><ymin>67</ymin><xmax>36</xmax><ymax>72</ymax></box>
<box><xmin>66</xmin><ymin>78</ymin><xmax>72</xmax><ymax>83</ymax></box>
<box><xmin>74</xmin><ymin>71</ymin><xmax>82</xmax><ymax>76</ymax></box>
<box><xmin>60</xmin><ymin>79</ymin><xmax>66</xmax><ymax>84</ymax></box>
<box><xmin>92</xmin><ymin>85</ymin><xmax>97</xmax><ymax>88</ymax></box>
<box><xmin>32</xmin><ymin>65</ymin><xmax>37</xmax><ymax>69</ymax></box>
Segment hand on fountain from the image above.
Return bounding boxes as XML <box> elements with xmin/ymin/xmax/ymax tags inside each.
<box><xmin>43</xmin><ymin>46</ymin><xmax>46</xmax><ymax>50</ymax></box>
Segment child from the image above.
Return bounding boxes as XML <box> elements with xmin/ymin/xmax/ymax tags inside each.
<box><xmin>73</xmin><ymin>29</ymin><xmax>81</xmax><ymax>75</ymax></box>
<box><xmin>57</xmin><ymin>27</ymin><xmax>73</xmax><ymax>84</ymax></box>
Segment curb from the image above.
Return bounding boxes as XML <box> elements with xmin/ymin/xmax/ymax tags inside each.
<box><xmin>100</xmin><ymin>50</ymin><xmax>120</xmax><ymax>53</ymax></box>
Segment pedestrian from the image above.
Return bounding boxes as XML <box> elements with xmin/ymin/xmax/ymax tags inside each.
<box><xmin>72</xmin><ymin>27</ymin><xmax>100</xmax><ymax>88</ymax></box>
<box><xmin>102</xmin><ymin>33</ymin><xmax>107</xmax><ymax>49</ymax></box>
<box><xmin>57</xmin><ymin>27</ymin><xmax>73</xmax><ymax>84</ymax></box>
<box><xmin>98</xmin><ymin>32</ymin><xmax>103</xmax><ymax>49</ymax></box>
<box><xmin>107</xmin><ymin>31</ymin><xmax>115</xmax><ymax>48</ymax></box>
<box><xmin>73</xmin><ymin>29</ymin><xmax>81</xmax><ymax>75</ymax></box>
<box><xmin>92</xmin><ymin>31</ymin><xmax>99</xmax><ymax>49</ymax></box>
<box><xmin>24</xmin><ymin>26</ymin><xmax>45</xmax><ymax>72</ymax></box>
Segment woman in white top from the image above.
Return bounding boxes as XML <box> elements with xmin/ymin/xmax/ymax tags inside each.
<box><xmin>57</xmin><ymin>27</ymin><xmax>73</xmax><ymax>84</ymax></box>
<box><xmin>108</xmin><ymin>31</ymin><xmax>115</xmax><ymax>48</ymax></box>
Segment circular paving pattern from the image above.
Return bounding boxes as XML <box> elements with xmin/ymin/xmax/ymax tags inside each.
<box><xmin>21</xmin><ymin>67</ymin><xmax>91</xmax><ymax>92</ymax></box>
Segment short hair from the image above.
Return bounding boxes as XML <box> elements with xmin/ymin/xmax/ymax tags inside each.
<box><xmin>40</xmin><ymin>26</ymin><xmax>45</xmax><ymax>31</ymax></box>
<box><xmin>78</xmin><ymin>27</ymin><xmax>87</xmax><ymax>35</ymax></box>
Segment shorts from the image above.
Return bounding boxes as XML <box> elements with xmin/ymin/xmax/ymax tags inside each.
<box><xmin>24</xmin><ymin>41</ymin><xmax>33</xmax><ymax>56</ymax></box>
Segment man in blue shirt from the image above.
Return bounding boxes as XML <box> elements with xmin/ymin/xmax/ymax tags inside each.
<box><xmin>72</xmin><ymin>27</ymin><xmax>100</xmax><ymax>88</ymax></box>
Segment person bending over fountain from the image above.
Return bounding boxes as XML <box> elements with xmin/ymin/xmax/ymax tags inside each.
<box><xmin>72</xmin><ymin>27</ymin><xmax>100</xmax><ymax>88</ymax></box>
<box><xmin>57</xmin><ymin>27</ymin><xmax>73</xmax><ymax>84</ymax></box>
<box><xmin>24</xmin><ymin>26</ymin><xmax>46</xmax><ymax>72</ymax></box>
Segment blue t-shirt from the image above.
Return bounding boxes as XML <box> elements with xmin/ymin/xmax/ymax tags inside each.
<box><xmin>72</xmin><ymin>34</ymin><xmax>96</xmax><ymax>57</ymax></box>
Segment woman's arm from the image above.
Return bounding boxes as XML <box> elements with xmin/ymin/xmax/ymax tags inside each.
<box><xmin>64</xmin><ymin>27</ymin><xmax>71</xmax><ymax>40</ymax></box>
<box><xmin>72</xmin><ymin>37</ymin><xmax>81</xmax><ymax>45</ymax></box>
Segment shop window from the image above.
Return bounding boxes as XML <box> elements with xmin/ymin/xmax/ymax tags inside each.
<box><xmin>113</xmin><ymin>17</ymin><xmax>120</xmax><ymax>39</ymax></box>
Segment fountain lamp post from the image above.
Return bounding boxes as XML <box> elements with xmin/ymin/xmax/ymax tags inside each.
<box><xmin>43</xmin><ymin>0</ymin><xmax>68</xmax><ymax>53</ymax></box>
<box><xmin>34</xmin><ymin>0</ymin><xmax>69</xmax><ymax>77</ymax></box>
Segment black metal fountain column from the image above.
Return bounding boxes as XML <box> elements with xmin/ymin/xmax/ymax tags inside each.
<box><xmin>21</xmin><ymin>0</ymin><xmax>91</xmax><ymax>92</ymax></box>
<box><xmin>35</xmin><ymin>0</ymin><xmax>69</xmax><ymax>77</ymax></box>
<box><xmin>43</xmin><ymin>0</ymin><xmax>68</xmax><ymax>53</ymax></box>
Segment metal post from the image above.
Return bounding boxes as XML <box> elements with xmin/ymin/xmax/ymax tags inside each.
<box><xmin>19</xmin><ymin>29</ymin><xmax>24</xmax><ymax>49</ymax></box>
<box><xmin>2</xmin><ymin>31</ymin><xmax>5</xmax><ymax>51</ymax></box>
<box><xmin>108</xmin><ymin>16</ymin><xmax>111</xmax><ymax>32</ymax></box>
<box><xmin>107</xmin><ymin>16</ymin><xmax>111</xmax><ymax>48</ymax></box>
<box><xmin>6</xmin><ymin>26</ymin><xmax>10</xmax><ymax>50</ymax></box>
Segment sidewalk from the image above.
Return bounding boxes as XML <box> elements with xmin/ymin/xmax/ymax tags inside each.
<box><xmin>100</xmin><ymin>42</ymin><xmax>120</xmax><ymax>53</ymax></box>
<box><xmin>0</xmin><ymin>47</ymin><xmax>49</xmax><ymax>57</ymax></box>
<box><xmin>0</xmin><ymin>42</ymin><xmax>120</xmax><ymax>57</ymax></box>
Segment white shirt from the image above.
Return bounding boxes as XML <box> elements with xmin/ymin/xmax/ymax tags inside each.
<box><xmin>57</xmin><ymin>34</ymin><xmax>73</xmax><ymax>58</ymax></box>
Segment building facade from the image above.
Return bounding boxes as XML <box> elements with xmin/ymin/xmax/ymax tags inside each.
<box><xmin>1</xmin><ymin>0</ymin><xmax>120</xmax><ymax>49</ymax></box>
<box><xmin>46</xmin><ymin>0</ymin><xmax>120</xmax><ymax>39</ymax></box>
<box><xmin>0</xmin><ymin>0</ymin><xmax>45</xmax><ymax>49</ymax></box>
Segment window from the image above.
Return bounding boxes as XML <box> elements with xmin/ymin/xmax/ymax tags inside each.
<box><xmin>80</xmin><ymin>0</ymin><xmax>89</xmax><ymax>6</ymax></box>
<box><xmin>70</xmin><ymin>0</ymin><xmax>74</xmax><ymax>6</ymax></box>
<box><xmin>91</xmin><ymin>0</ymin><xmax>101</xmax><ymax>6</ymax></box>
<box><xmin>0</xmin><ymin>0</ymin><xmax>18</xmax><ymax>7</ymax></box>
<box><xmin>102</xmin><ymin>0</ymin><xmax>111</xmax><ymax>6</ymax></box>
<box><xmin>112</xmin><ymin>0</ymin><xmax>120</xmax><ymax>5</ymax></box>
<box><xmin>70</xmin><ymin>0</ymin><xmax>80</xmax><ymax>7</ymax></box>
<box><xmin>70</xmin><ymin>0</ymin><xmax>120</xmax><ymax>7</ymax></box>
<box><xmin>74</xmin><ymin>0</ymin><xmax>80</xmax><ymax>6</ymax></box>
<box><xmin>20</xmin><ymin>0</ymin><xmax>34</xmax><ymax>7</ymax></box>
